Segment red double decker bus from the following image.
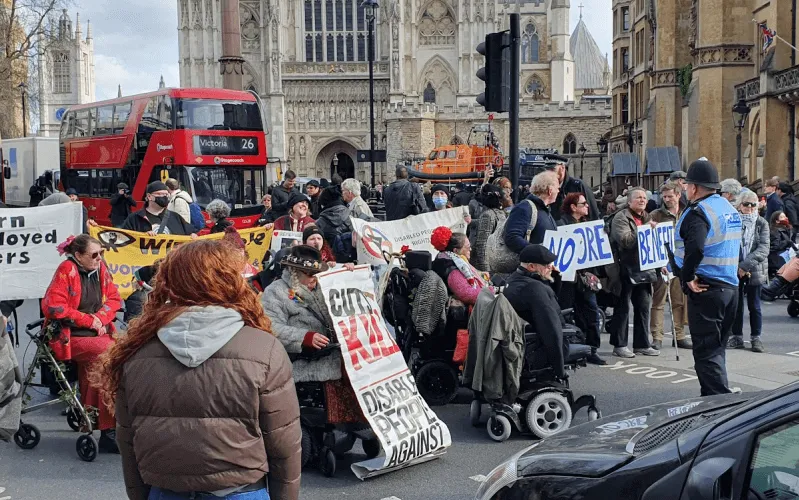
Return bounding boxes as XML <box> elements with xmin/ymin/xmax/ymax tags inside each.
<box><xmin>59</xmin><ymin>88</ymin><xmax>270</xmax><ymax>228</ymax></box>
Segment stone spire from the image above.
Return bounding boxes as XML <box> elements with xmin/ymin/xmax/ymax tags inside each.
<box><xmin>159</xmin><ymin>75</ymin><xmax>165</xmax><ymax>89</ymax></box>
<box><xmin>86</xmin><ymin>19</ymin><xmax>92</xmax><ymax>41</ymax></box>
<box><xmin>118</xmin><ymin>85</ymin><xmax>122</xmax><ymax>98</ymax></box>
<box><xmin>75</xmin><ymin>12</ymin><xmax>81</xmax><ymax>39</ymax></box>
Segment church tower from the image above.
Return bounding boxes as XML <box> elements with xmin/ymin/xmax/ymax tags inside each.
<box><xmin>549</xmin><ymin>0</ymin><xmax>575</xmax><ymax>103</ymax></box>
<box><xmin>38</xmin><ymin>9</ymin><xmax>96</xmax><ymax>137</ymax></box>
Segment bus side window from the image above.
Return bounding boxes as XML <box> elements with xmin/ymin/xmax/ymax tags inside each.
<box><xmin>91</xmin><ymin>169</ymin><xmax>116</xmax><ymax>198</ymax></box>
<box><xmin>74</xmin><ymin>110</ymin><xmax>90</xmax><ymax>137</ymax></box>
<box><xmin>67</xmin><ymin>170</ymin><xmax>92</xmax><ymax>196</ymax></box>
<box><xmin>95</xmin><ymin>106</ymin><xmax>114</xmax><ymax>136</ymax></box>
<box><xmin>113</xmin><ymin>102</ymin><xmax>131</xmax><ymax>134</ymax></box>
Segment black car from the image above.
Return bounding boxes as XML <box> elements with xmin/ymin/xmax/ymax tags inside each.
<box><xmin>476</xmin><ymin>381</ymin><xmax>799</xmax><ymax>500</ymax></box>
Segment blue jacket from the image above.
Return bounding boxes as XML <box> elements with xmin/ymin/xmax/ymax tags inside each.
<box><xmin>504</xmin><ymin>194</ymin><xmax>558</xmax><ymax>252</ymax></box>
<box><xmin>674</xmin><ymin>194</ymin><xmax>742</xmax><ymax>287</ymax></box>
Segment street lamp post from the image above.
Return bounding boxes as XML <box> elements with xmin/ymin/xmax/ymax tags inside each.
<box><xmin>18</xmin><ymin>82</ymin><xmax>27</xmax><ymax>137</ymax></box>
<box><xmin>732</xmin><ymin>98</ymin><xmax>751</xmax><ymax>181</ymax></box>
<box><xmin>597</xmin><ymin>137</ymin><xmax>609</xmax><ymax>191</ymax></box>
<box><xmin>362</xmin><ymin>0</ymin><xmax>379</xmax><ymax>187</ymax></box>
<box><xmin>578</xmin><ymin>143</ymin><xmax>587</xmax><ymax>180</ymax></box>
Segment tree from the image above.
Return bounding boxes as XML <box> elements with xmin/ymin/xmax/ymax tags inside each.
<box><xmin>0</xmin><ymin>0</ymin><xmax>72</xmax><ymax>138</ymax></box>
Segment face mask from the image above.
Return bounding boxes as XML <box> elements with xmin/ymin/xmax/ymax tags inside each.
<box><xmin>433</xmin><ymin>196</ymin><xmax>447</xmax><ymax>208</ymax></box>
<box><xmin>153</xmin><ymin>196</ymin><xmax>169</xmax><ymax>208</ymax></box>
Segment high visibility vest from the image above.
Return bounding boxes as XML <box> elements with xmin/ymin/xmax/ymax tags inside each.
<box><xmin>674</xmin><ymin>194</ymin><xmax>742</xmax><ymax>287</ymax></box>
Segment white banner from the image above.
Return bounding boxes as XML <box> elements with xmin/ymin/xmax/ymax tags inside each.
<box><xmin>317</xmin><ymin>266</ymin><xmax>451</xmax><ymax>479</ymax></box>
<box><xmin>637</xmin><ymin>222</ymin><xmax>675</xmax><ymax>271</ymax></box>
<box><xmin>0</xmin><ymin>204</ymin><xmax>83</xmax><ymax>300</ymax></box>
<box><xmin>543</xmin><ymin>220</ymin><xmax>615</xmax><ymax>281</ymax></box>
<box><xmin>269</xmin><ymin>230</ymin><xmax>303</xmax><ymax>253</ymax></box>
<box><xmin>351</xmin><ymin>207</ymin><xmax>469</xmax><ymax>265</ymax></box>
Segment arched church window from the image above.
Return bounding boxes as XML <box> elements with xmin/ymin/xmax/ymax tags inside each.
<box><xmin>524</xmin><ymin>75</ymin><xmax>545</xmax><ymax>99</ymax></box>
<box><xmin>303</xmin><ymin>0</ymin><xmax>372</xmax><ymax>62</ymax></box>
<box><xmin>246</xmin><ymin>84</ymin><xmax>257</xmax><ymax>93</ymax></box>
<box><xmin>423</xmin><ymin>83</ymin><xmax>436</xmax><ymax>103</ymax></box>
<box><xmin>563</xmin><ymin>134</ymin><xmax>577</xmax><ymax>155</ymax></box>
<box><xmin>521</xmin><ymin>23</ymin><xmax>539</xmax><ymax>64</ymax></box>
<box><xmin>419</xmin><ymin>1</ymin><xmax>456</xmax><ymax>46</ymax></box>
<box><xmin>53</xmin><ymin>52</ymin><xmax>71</xmax><ymax>94</ymax></box>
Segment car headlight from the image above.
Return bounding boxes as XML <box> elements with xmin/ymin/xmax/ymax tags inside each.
<box><xmin>474</xmin><ymin>444</ymin><xmax>538</xmax><ymax>500</ymax></box>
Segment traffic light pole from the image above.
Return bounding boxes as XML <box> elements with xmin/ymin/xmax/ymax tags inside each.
<box><xmin>509</xmin><ymin>13</ymin><xmax>520</xmax><ymax>190</ymax></box>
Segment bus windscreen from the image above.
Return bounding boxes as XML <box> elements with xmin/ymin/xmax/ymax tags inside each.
<box><xmin>175</xmin><ymin>99</ymin><xmax>262</xmax><ymax>131</ymax></box>
<box><xmin>188</xmin><ymin>166</ymin><xmax>266</xmax><ymax>208</ymax></box>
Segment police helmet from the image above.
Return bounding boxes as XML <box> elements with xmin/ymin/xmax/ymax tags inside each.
<box><xmin>685</xmin><ymin>158</ymin><xmax>721</xmax><ymax>190</ymax></box>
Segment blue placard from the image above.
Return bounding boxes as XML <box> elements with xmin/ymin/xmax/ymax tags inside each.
<box><xmin>55</xmin><ymin>108</ymin><xmax>66</xmax><ymax>121</ymax></box>
<box><xmin>637</xmin><ymin>222</ymin><xmax>675</xmax><ymax>271</ymax></box>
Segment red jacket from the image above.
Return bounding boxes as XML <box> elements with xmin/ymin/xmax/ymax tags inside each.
<box><xmin>41</xmin><ymin>259</ymin><xmax>122</xmax><ymax>360</ymax></box>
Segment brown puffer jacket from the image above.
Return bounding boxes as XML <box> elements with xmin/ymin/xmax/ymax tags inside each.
<box><xmin>115</xmin><ymin>307</ymin><xmax>301</xmax><ymax>500</ymax></box>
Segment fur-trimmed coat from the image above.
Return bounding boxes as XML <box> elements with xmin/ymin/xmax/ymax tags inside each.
<box><xmin>261</xmin><ymin>271</ymin><xmax>342</xmax><ymax>383</ymax></box>
<box><xmin>42</xmin><ymin>259</ymin><xmax>122</xmax><ymax>360</ymax></box>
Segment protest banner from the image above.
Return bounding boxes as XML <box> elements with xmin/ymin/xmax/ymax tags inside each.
<box><xmin>317</xmin><ymin>266</ymin><xmax>451</xmax><ymax>479</ymax></box>
<box><xmin>270</xmin><ymin>230</ymin><xmax>303</xmax><ymax>253</ymax></box>
<box><xmin>351</xmin><ymin>207</ymin><xmax>468</xmax><ymax>265</ymax></box>
<box><xmin>637</xmin><ymin>222</ymin><xmax>675</xmax><ymax>271</ymax></box>
<box><xmin>543</xmin><ymin>220</ymin><xmax>614</xmax><ymax>281</ymax></box>
<box><xmin>0</xmin><ymin>204</ymin><xmax>83</xmax><ymax>300</ymax></box>
<box><xmin>90</xmin><ymin>225</ymin><xmax>271</xmax><ymax>299</ymax></box>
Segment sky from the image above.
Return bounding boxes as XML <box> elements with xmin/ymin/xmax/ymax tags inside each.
<box><xmin>74</xmin><ymin>0</ymin><xmax>613</xmax><ymax>101</ymax></box>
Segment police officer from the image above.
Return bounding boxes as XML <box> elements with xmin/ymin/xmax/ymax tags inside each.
<box><xmin>672</xmin><ymin>158</ymin><xmax>742</xmax><ymax>396</ymax></box>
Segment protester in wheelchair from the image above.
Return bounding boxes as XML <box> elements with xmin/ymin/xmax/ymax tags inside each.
<box><xmin>40</xmin><ymin>234</ymin><xmax>122</xmax><ymax>453</ymax></box>
<box><xmin>430</xmin><ymin>226</ymin><xmax>493</xmax><ymax>307</ymax></box>
<box><xmin>261</xmin><ymin>245</ymin><xmax>375</xmax><ymax>476</ymax></box>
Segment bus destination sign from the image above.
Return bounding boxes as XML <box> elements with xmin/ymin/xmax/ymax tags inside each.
<box><xmin>193</xmin><ymin>136</ymin><xmax>259</xmax><ymax>156</ymax></box>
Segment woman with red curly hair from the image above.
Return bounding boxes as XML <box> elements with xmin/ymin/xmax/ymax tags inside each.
<box><xmin>92</xmin><ymin>240</ymin><xmax>301</xmax><ymax>500</ymax></box>
<box><xmin>42</xmin><ymin>234</ymin><xmax>122</xmax><ymax>453</ymax></box>
<box><xmin>431</xmin><ymin>226</ymin><xmax>493</xmax><ymax>306</ymax></box>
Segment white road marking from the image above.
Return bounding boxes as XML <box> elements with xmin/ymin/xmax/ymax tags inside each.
<box><xmin>380</xmin><ymin>497</ymin><xmax>403</xmax><ymax>500</ymax></box>
<box><xmin>470</xmin><ymin>475</ymin><xmax>487</xmax><ymax>483</ymax></box>
<box><xmin>603</xmin><ymin>361</ymin><xmax>698</xmax><ymax>384</ymax></box>
<box><xmin>788</xmin><ymin>351</ymin><xmax>799</xmax><ymax>357</ymax></box>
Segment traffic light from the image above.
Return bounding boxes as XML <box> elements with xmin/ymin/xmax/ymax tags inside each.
<box><xmin>476</xmin><ymin>32</ymin><xmax>511</xmax><ymax>113</ymax></box>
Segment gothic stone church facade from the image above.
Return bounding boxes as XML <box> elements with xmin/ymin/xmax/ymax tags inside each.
<box><xmin>178</xmin><ymin>0</ymin><xmax>611</xmax><ymax>183</ymax></box>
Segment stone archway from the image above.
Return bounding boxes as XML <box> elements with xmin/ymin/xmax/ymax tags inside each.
<box><xmin>313</xmin><ymin>139</ymin><xmax>359</xmax><ymax>180</ymax></box>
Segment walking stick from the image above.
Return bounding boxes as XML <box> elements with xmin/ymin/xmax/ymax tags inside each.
<box><xmin>664</xmin><ymin>278</ymin><xmax>680</xmax><ymax>362</ymax></box>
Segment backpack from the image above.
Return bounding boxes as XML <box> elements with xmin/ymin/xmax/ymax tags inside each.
<box><xmin>487</xmin><ymin>200</ymin><xmax>538</xmax><ymax>274</ymax></box>
<box><xmin>189</xmin><ymin>202</ymin><xmax>206</xmax><ymax>232</ymax></box>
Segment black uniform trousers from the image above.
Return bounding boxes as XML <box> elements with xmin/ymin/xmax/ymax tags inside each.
<box><xmin>686</xmin><ymin>286</ymin><xmax>738</xmax><ymax>396</ymax></box>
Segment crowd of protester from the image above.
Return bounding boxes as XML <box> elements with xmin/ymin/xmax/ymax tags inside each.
<box><xmin>5</xmin><ymin>157</ymin><xmax>799</xmax><ymax>500</ymax></box>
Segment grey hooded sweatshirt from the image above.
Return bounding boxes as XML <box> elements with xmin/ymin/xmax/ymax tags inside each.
<box><xmin>158</xmin><ymin>305</ymin><xmax>245</xmax><ymax>368</ymax></box>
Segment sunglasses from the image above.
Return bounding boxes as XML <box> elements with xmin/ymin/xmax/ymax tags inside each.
<box><xmin>87</xmin><ymin>250</ymin><xmax>105</xmax><ymax>259</ymax></box>
<box><xmin>741</xmin><ymin>202</ymin><xmax>757</xmax><ymax>208</ymax></box>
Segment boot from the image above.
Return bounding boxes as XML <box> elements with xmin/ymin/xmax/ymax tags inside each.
<box><xmin>99</xmin><ymin>429</ymin><xmax>120</xmax><ymax>454</ymax></box>
<box><xmin>586</xmin><ymin>347</ymin><xmax>607</xmax><ymax>365</ymax></box>
<box><xmin>762</xmin><ymin>276</ymin><xmax>789</xmax><ymax>301</ymax></box>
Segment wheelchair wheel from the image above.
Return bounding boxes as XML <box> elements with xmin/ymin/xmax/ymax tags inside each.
<box><xmin>76</xmin><ymin>434</ymin><xmax>98</xmax><ymax>462</ymax></box>
<box><xmin>597</xmin><ymin>309</ymin><xmax>607</xmax><ymax>334</ymax></box>
<box><xmin>486</xmin><ymin>415</ymin><xmax>512</xmax><ymax>442</ymax></box>
<box><xmin>320</xmin><ymin>447</ymin><xmax>337</xmax><ymax>477</ymax></box>
<box><xmin>66</xmin><ymin>407</ymin><xmax>83</xmax><ymax>432</ymax></box>
<box><xmin>14</xmin><ymin>423</ymin><xmax>40</xmax><ymax>450</ymax></box>
<box><xmin>470</xmin><ymin>400</ymin><xmax>482</xmax><ymax>427</ymax></box>
<box><xmin>525</xmin><ymin>392</ymin><xmax>573</xmax><ymax>439</ymax></box>
<box><xmin>362</xmin><ymin>438</ymin><xmax>381</xmax><ymax>459</ymax></box>
<box><xmin>301</xmin><ymin>426</ymin><xmax>314</xmax><ymax>469</ymax></box>
<box><xmin>788</xmin><ymin>301</ymin><xmax>799</xmax><ymax>318</ymax></box>
<box><xmin>416</xmin><ymin>361</ymin><xmax>459</xmax><ymax>406</ymax></box>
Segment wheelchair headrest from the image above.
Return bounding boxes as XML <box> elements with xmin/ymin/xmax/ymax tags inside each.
<box><xmin>404</xmin><ymin>250</ymin><xmax>432</xmax><ymax>272</ymax></box>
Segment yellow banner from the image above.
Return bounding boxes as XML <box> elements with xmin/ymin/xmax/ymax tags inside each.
<box><xmin>89</xmin><ymin>226</ymin><xmax>272</xmax><ymax>299</ymax></box>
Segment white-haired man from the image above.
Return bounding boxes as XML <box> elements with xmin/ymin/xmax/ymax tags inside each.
<box><xmin>720</xmin><ymin>178</ymin><xmax>743</xmax><ymax>205</ymax></box>
<box><xmin>341</xmin><ymin>178</ymin><xmax>374</xmax><ymax>220</ymax></box>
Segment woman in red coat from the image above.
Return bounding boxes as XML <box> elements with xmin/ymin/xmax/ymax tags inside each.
<box><xmin>42</xmin><ymin>234</ymin><xmax>122</xmax><ymax>453</ymax></box>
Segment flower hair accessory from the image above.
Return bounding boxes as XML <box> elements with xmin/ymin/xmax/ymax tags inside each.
<box><xmin>57</xmin><ymin>235</ymin><xmax>76</xmax><ymax>256</ymax></box>
<box><xmin>430</xmin><ymin>226</ymin><xmax>452</xmax><ymax>252</ymax></box>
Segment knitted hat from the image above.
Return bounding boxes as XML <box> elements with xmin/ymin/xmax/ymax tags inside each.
<box><xmin>146</xmin><ymin>181</ymin><xmax>168</xmax><ymax>194</ymax></box>
<box><xmin>303</xmin><ymin>225</ymin><xmax>324</xmax><ymax>243</ymax></box>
